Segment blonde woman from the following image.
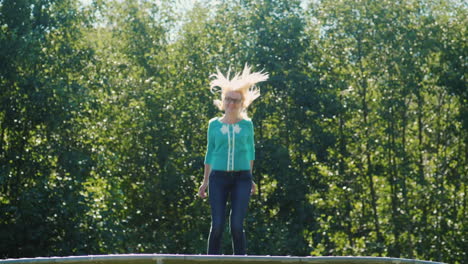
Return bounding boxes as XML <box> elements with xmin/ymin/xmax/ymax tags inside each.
<box><xmin>198</xmin><ymin>65</ymin><xmax>268</xmax><ymax>255</ymax></box>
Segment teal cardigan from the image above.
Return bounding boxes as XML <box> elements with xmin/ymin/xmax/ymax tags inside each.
<box><xmin>204</xmin><ymin>117</ymin><xmax>255</xmax><ymax>171</ymax></box>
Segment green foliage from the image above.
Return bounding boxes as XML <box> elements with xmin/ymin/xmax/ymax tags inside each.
<box><xmin>0</xmin><ymin>0</ymin><xmax>466</xmax><ymax>263</ymax></box>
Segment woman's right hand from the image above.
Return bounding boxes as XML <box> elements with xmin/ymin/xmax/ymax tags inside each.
<box><xmin>198</xmin><ymin>183</ymin><xmax>208</xmax><ymax>199</ymax></box>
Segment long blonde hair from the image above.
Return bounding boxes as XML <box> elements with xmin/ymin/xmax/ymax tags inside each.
<box><xmin>210</xmin><ymin>64</ymin><xmax>268</xmax><ymax>118</ymax></box>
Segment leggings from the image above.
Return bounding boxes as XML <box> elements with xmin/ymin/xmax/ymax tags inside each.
<box><xmin>208</xmin><ymin>170</ymin><xmax>252</xmax><ymax>255</ymax></box>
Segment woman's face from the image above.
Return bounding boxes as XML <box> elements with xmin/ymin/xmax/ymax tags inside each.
<box><xmin>223</xmin><ymin>91</ymin><xmax>243</xmax><ymax>115</ymax></box>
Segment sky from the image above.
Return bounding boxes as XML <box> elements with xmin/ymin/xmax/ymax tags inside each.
<box><xmin>78</xmin><ymin>0</ymin><xmax>313</xmax><ymax>42</ymax></box>
<box><xmin>79</xmin><ymin>0</ymin><xmax>312</xmax><ymax>11</ymax></box>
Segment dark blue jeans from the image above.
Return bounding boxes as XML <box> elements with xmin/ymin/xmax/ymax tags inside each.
<box><xmin>208</xmin><ymin>170</ymin><xmax>252</xmax><ymax>255</ymax></box>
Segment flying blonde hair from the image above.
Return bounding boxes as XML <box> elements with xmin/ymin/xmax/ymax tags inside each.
<box><xmin>210</xmin><ymin>64</ymin><xmax>269</xmax><ymax>118</ymax></box>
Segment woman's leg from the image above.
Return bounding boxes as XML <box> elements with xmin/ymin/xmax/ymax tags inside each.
<box><xmin>230</xmin><ymin>171</ymin><xmax>252</xmax><ymax>255</ymax></box>
<box><xmin>208</xmin><ymin>171</ymin><xmax>229</xmax><ymax>254</ymax></box>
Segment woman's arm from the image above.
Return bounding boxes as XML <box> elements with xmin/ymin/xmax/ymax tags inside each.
<box><xmin>200</xmin><ymin>121</ymin><xmax>214</xmax><ymax>199</ymax></box>
<box><xmin>203</xmin><ymin>164</ymin><xmax>211</xmax><ymax>185</ymax></box>
<box><xmin>198</xmin><ymin>164</ymin><xmax>211</xmax><ymax>198</ymax></box>
<box><xmin>249</xmin><ymin>122</ymin><xmax>256</xmax><ymax>195</ymax></box>
<box><xmin>250</xmin><ymin>160</ymin><xmax>256</xmax><ymax>195</ymax></box>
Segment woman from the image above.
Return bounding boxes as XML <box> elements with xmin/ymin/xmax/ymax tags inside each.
<box><xmin>198</xmin><ymin>65</ymin><xmax>268</xmax><ymax>255</ymax></box>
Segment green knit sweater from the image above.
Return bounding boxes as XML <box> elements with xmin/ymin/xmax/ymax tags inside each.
<box><xmin>204</xmin><ymin>117</ymin><xmax>255</xmax><ymax>171</ymax></box>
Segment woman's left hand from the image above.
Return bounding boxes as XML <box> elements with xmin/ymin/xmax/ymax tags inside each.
<box><xmin>251</xmin><ymin>181</ymin><xmax>257</xmax><ymax>195</ymax></box>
